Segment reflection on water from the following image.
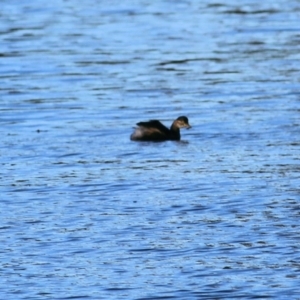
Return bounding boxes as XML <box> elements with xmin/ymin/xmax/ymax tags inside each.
<box><xmin>1</xmin><ymin>0</ymin><xmax>300</xmax><ymax>299</ymax></box>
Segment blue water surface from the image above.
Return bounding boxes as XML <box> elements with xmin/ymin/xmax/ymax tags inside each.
<box><xmin>1</xmin><ymin>0</ymin><xmax>300</xmax><ymax>299</ymax></box>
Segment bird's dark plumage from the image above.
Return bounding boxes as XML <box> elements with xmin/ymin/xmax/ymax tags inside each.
<box><xmin>130</xmin><ymin>116</ymin><xmax>191</xmax><ymax>142</ymax></box>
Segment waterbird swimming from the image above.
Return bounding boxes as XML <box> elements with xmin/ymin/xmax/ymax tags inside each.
<box><xmin>130</xmin><ymin>116</ymin><xmax>191</xmax><ymax>141</ymax></box>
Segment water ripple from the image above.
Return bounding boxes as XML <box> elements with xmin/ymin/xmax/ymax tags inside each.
<box><xmin>1</xmin><ymin>0</ymin><xmax>300</xmax><ymax>299</ymax></box>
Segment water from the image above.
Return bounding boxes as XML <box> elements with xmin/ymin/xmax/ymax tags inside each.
<box><xmin>1</xmin><ymin>0</ymin><xmax>300</xmax><ymax>299</ymax></box>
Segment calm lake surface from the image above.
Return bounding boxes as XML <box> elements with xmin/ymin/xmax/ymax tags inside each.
<box><xmin>1</xmin><ymin>0</ymin><xmax>300</xmax><ymax>299</ymax></box>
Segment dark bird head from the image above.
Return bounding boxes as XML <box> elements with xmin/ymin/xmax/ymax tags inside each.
<box><xmin>175</xmin><ymin>116</ymin><xmax>191</xmax><ymax>129</ymax></box>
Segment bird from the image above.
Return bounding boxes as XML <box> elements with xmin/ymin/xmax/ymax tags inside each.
<box><xmin>130</xmin><ymin>116</ymin><xmax>191</xmax><ymax>141</ymax></box>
